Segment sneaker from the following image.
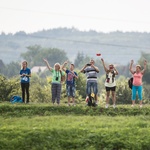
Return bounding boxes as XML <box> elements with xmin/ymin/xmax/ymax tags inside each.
<box><xmin>105</xmin><ymin>104</ymin><xmax>109</xmax><ymax>108</ymax></box>
<box><xmin>85</xmin><ymin>97</ymin><xmax>89</xmax><ymax>103</ymax></box>
<box><xmin>131</xmin><ymin>104</ymin><xmax>134</xmax><ymax>107</ymax></box>
<box><xmin>140</xmin><ymin>105</ymin><xmax>143</xmax><ymax>108</ymax></box>
<box><xmin>95</xmin><ymin>101</ymin><xmax>98</xmax><ymax>106</ymax></box>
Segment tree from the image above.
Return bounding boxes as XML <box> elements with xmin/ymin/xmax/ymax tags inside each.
<box><xmin>2</xmin><ymin>61</ymin><xmax>21</xmax><ymax>77</ymax></box>
<box><xmin>21</xmin><ymin>45</ymin><xmax>68</xmax><ymax>67</ymax></box>
<box><xmin>21</xmin><ymin>45</ymin><xmax>42</xmax><ymax>67</ymax></box>
<box><xmin>138</xmin><ymin>52</ymin><xmax>150</xmax><ymax>84</ymax></box>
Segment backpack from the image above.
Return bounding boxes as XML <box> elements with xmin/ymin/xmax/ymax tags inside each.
<box><xmin>128</xmin><ymin>77</ymin><xmax>133</xmax><ymax>89</ymax></box>
<box><xmin>10</xmin><ymin>96</ymin><xmax>23</xmax><ymax>104</ymax></box>
<box><xmin>60</xmin><ymin>70</ymin><xmax>66</xmax><ymax>82</ymax></box>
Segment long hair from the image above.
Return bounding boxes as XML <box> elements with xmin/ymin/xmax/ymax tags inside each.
<box><xmin>21</xmin><ymin>60</ymin><xmax>28</xmax><ymax>69</ymax></box>
<box><xmin>54</xmin><ymin>63</ymin><xmax>61</xmax><ymax>70</ymax></box>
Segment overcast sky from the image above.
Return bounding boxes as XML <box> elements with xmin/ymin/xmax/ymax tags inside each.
<box><xmin>0</xmin><ymin>0</ymin><xmax>150</xmax><ymax>34</ymax></box>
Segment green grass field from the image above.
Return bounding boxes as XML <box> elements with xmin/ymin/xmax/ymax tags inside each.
<box><xmin>0</xmin><ymin>103</ymin><xmax>150</xmax><ymax>150</ymax></box>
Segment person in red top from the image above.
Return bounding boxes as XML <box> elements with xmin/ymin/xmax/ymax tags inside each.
<box><xmin>129</xmin><ymin>60</ymin><xmax>147</xmax><ymax>107</ymax></box>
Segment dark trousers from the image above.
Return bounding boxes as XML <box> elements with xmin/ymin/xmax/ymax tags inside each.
<box><xmin>21</xmin><ymin>83</ymin><xmax>30</xmax><ymax>103</ymax></box>
<box><xmin>51</xmin><ymin>83</ymin><xmax>61</xmax><ymax>104</ymax></box>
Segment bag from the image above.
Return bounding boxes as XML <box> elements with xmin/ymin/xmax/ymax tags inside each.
<box><xmin>128</xmin><ymin>77</ymin><xmax>133</xmax><ymax>89</ymax></box>
<box><xmin>10</xmin><ymin>96</ymin><xmax>23</xmax><ymax>104</ymax></box>
<box><xmin>60</xmin><ymin>70</ymin><xmax>66</xmax><ymax>82</ymax></box>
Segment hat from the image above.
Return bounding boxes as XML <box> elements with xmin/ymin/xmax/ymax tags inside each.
<box><xmin>136</xmin><ymin>65</ymin><xmax>141</xmax><ymax>69</ymax></box>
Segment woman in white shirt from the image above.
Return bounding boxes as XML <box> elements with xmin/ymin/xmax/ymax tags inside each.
<box><xmin>101</xmin><ymin>58</ymin><xmax>119</xmax><ymax>108</ymax></box>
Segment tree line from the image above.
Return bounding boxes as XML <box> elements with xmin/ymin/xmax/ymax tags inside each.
<box><xmin>0</xmin><ymin>46</ymin><xmax>150</xmax><ymax>104</ymax></box>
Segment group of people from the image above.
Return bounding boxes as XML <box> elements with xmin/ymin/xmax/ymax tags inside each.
<box><xmin>20</xmin><ymin>58</ymin><xmax>147</xmax><ymax>108</ymax></box>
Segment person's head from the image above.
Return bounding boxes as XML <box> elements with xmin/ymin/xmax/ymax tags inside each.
<box><xmin>136</xmin><ymin>65</ymin><xmax>141</xmax><ymax>72</ymax></box>
<box><xmin>90</xmin><ymin>59</ymin><xmax>95</xmax><ymax>65</ymax></box>
<box><xmin>22</xmin><ymin>60</ymin><xmax>28</xmax><ymax>69</ymax></box>
<box><xmin>54</xmin><ymin>63</ymin><xmax>61</xmax><ymax>71</ymax></box>
<box><xmin>70</xmin><ymin>64</ymin><xmax>75</xmax><ymax>71</ymax></box>
<box><xmin>109</xmin><ymin>64</ymin><xmax>114</xmax><ymax>71</ymax></box>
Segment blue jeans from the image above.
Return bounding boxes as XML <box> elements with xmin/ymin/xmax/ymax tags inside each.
<box><xmin>86</xmin><ymin>82</ymin><xmax>98</xmax><ymax>95</ymax></box>
<box><xmin>66</xmin><ymin>85</ymin><xmax>76</xmax><ymax>97</ymax></box>
<box><xmin>132</xmin><ymin>85</ymin><xmax>143</xmax><ymax>100</ymax></box>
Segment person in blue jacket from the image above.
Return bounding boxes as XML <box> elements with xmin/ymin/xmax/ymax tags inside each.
<box><xmin>20</xmin><ymin>60</ymin><xmax>31</xmax><ymax>103</ymax></box>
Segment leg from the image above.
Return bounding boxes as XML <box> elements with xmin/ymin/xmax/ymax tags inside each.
<box><xmin>71</xmin><ymin>86</ymin><xmax>76</xmax><ymax>105</ymax></box>
<box><xmin>56</xmin><ymin>84</ymin><xmax>61</xmax><ymax>104</ymax></box>
<box><xmin>111</xmin><ymin>86</ymin><xmax>116</xmax><ymax>107</ymax></box>
<box><xmin>106</xmin><ymin>91</ymin><xmax>110</xmax><ymax>106</ymax></box>
<box><xmin>138</xmin><ymin>86</ymin><xmax>143</xmax><ymax>107</ymax></box>
<box><xmin>112</xmin><ymin>91</ymin><xmax>116</xmax><ymax>108</ymax></box>
<box><xmin>25</xmin><ymin>83</ymin><xmax>30</xmax><ymax>103</ymax></box>
<box><xmin>67</xmin><ymin>85</ymin><xmax>71</xmax><ymax>105</ymax></box>
<box><xmin>51</xmin><ymin>83</ymin><xmax>57</xmax><ymax>104</ymax></box>
<box><xmin>131</xmin><ymin>85</ymin><xmax>136</xmax><ymax>106</ymax></box>
<box><xmin>86</xmin><ymin>82</ymin><xmax>92</xmax><ymax>106</ymax></box>
<box><xmin>21</xmin><ymin>83</ymin><xmax>25</xmax><ymax>103</ymax></box>
<box><xmin>105</xmin><ymin>87</ymin><xmax>110</xmax><ymax>108</ymax></box>
<box><xmin>93</xmin><ymin>82</ymin><xmax>98</xmax><ymax>104</ymax></box>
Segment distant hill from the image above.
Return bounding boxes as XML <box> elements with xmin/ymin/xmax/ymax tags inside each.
<box><xmin>0</xmin><ymin>28</ymin><xmax>150</xmax><ymax>65</ymax></box>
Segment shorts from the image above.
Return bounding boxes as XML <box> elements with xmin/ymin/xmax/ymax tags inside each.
<box><xmin>66</xmin><ymin>85</ymin><xmax>76</xmax><ymax>97</ymax></box>
<box><xmin>105</xmin><ymin>86</ymin><xmax>116</xmax><ymax>92</ymax></box>
<box><xmin>86</xmin><ymin>82</ymin><xmax>98</xmax><ymax>95</ymax></box>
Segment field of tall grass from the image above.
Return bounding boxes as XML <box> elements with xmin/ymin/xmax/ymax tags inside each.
<box><xmin>0</xmin><ymin>103</ymin><xmax>150</xmax><ymax>150</ymax></box>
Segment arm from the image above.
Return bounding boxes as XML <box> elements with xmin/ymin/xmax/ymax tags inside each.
<box><xmin>114</xmin><ymin>67</ymin><xmax>119</xmax><ymax>75</ymax></box>
<box><xmin>101</xmin><ymin>58</ymin><xmax>108</xmax><ymax>72</ymax></box>
<box><xmin>71</xmin><ymin>71</ymin><xmax>78</xmax><ymax>79</ymax></box>
<box><xmin>80</xmin><ymin>64</ymin><xmax>88</xmax><ymax>73</ymax></box>
<box><xmin>62</xmin><ymin>61</ymin><xmax>68</xmax><ymax>71</ymax></box>
<box><xmin>91</xmin><ymin>64</ymin><xmax>99</xmax><ymax>73</ymax></box>
<box><xmin>141</xmin><ymin>60</ymin><xmax>147</xmax><ymax>74</ymax></box>
<box><xmin>25</xmin><ymin>74</ymin><xmax>31</xmax><ymax>77</ymax></box>
<box><xmin>20</xmin><ymin>71</ymin><xmax>31</xmax><ymax>77</ymax></box>
<box><xmin>43</xmin><ymin>59</ymin><xmax>53</xmax><ymax>71</ymax></box>
<box><xmin>129</xmin><ymin>60</ymin><xmax>135</xmax><ymax>74</ymax></box>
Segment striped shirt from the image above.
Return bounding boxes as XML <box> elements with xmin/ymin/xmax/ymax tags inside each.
<box><xmin>84</xmin><ymin>66</ymin><xmax>99</xmax><ymax>83</ymax></box>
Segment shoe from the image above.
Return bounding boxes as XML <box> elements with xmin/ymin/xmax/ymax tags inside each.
<box><xmin>113</xmin><ymin>104</ymin><xmax>116</xmax><ymax>109</ymax></box>
<box><xmin>95</xmin><ymin>101</ymin><xmax>98</xmax><ymax>105</ymax></box>
<box><xmin>105</xmin><ymin>104</ymin><xmax>109</xmax><ymax>108</ymax></box>
<box><xmin>131</xmin><ymin>104</ymin><xmax>134</xmax><ymax>107</ymax></box>
<box><xmin>140</xmin><ymin>105</ymin><xmax>143</xmax><ymax>108</ymax></box>
<box><xmin>85</xmin><ymin>97</ymin><xmax>89</xmax><ymax>103</ymax></box>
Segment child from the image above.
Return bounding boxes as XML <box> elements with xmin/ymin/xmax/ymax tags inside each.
<box><xmin>62</xmin><ymin>61</ymin><xmax>78</xmax><ymax>106</ymax></box>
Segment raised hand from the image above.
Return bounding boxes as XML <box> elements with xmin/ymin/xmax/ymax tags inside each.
<box><xmin>131</xmin><ymin>60</ymin><xmax>134</xmax><ymax>64</ymax></box>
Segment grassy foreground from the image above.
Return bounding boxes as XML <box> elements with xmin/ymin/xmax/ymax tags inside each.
<box><xmin>0</xmin><ymin>103</ymin><xmax>150</xmax><ymax>150</ymax></box>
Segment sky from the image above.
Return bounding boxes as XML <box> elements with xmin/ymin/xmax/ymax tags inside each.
<box><xmin>0</xmin><ymin>0</ymin><xmax>150</xmax><ymax>34</ymax></box>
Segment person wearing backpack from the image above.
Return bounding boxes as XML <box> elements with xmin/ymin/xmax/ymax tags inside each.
<box><xmin>62</xmin><ymin>61</ymin><xmax>78</xmax><ymax>106</ymax></box>
<box><xmin>129</xmin><ymin>60</ymin><xmax>147</xmax><ymax>108</ymax></box>
<box><xmin>43</xmin><ymin>59</ymin><xmax>65</xmax><ymax>105</ymax></box>
<box><xmin>20</xmin><ymin>60</ymin><xmax>31</xmax><ymax>103</ymax></box>
<box><xmin>101</xmin><ymin>58</ymin><xmax>119</xmax><ymax>108</ymax></box>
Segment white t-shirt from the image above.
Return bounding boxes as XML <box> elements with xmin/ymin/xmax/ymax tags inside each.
<box><xmin>104</xmin><ymin>71</ymin><xmax>116</xmax><ymax>87</ymax></box>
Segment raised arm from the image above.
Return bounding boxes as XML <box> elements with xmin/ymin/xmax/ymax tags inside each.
<box><xmin>43</xmin><ymin>59</ymin><xmax>53</xmax><ymax>71</ymax></box>
<box><xmin>80</xmin><ymin>64</ymin><xmax>88</xmax><ymax>73</ymax></box>
<box><xmin>129</xmin><ymin>60</ymin><xmax>135</xmax><ymax>74</ymax></box>
<box><xmin>141</xmin><ymin>60</ymin><xmax>147</xmax><ymax>74</ymax></box>
<box><xmin>113</xmin><ymin>66</ymin><xmax>119</xmax><ymax>75</ymax></box>
<box><xmin>101</xmin><ymin>58</ymin><xmax>108</xmax><ymax>72</ymax></box>
<box><xmin>62</xmin><ymin>61</ymin><xmax>68</xmax><ymax>71</ymax></box>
